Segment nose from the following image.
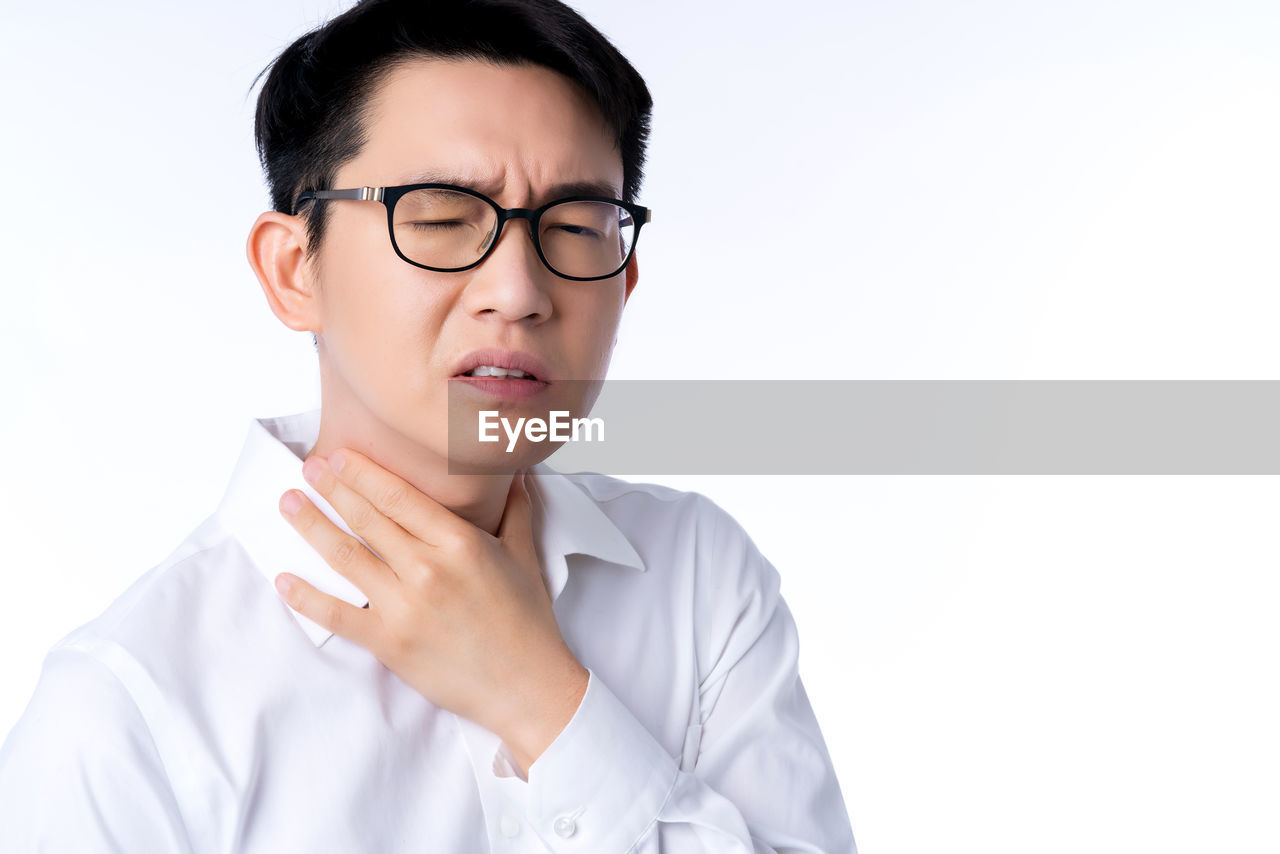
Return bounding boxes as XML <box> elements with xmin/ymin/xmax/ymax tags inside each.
<box><xmin>460</xmin><ymin>216</ymin><xmax>553</xmax><ymax>323</ymax></box>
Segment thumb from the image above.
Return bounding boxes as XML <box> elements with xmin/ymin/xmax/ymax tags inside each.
<box><xmin>497</xmin><ymin>469</ymin><xmax>534</xmax><ymax>548</ymax></box>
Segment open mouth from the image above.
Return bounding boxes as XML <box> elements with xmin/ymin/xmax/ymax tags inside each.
<box><xmin>452</xmin><ymin>364</ymin><xmax>550</xmax><ymax>400</ymax></box>
<box><xmin>459</xmin><ymin>365</ymin><xmax>541</xmax><ymax>381</ymax></box>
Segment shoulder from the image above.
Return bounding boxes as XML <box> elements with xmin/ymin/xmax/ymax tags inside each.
<box><xmin>1</xmin><ymin>647</ymin><xmax>151</xmax><ymax>758</ymax></box>
<box><xmin>5</xmin><ymin>513</ymin><xmax>238</xmax><ymax>747</ymax></box>
<box><xmin>1</xmin><ymin>515</ymin><xmax>261</xmax><ymax>814</ymax></box>
<box><xmin>55</xmin><ymin>513</ymin><xmax>239</xmax><ymax>655</ymax></box>
<box><xmin>40</xmin><ymin>512</ymin><xmax>270</xmax><ymax>724</ymax></box>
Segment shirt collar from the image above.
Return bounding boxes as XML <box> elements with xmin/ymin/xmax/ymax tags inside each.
<box><xmin>215</xmin><ymin>409</ymin><xmax>644</xmax><ymax>647</ymax></box>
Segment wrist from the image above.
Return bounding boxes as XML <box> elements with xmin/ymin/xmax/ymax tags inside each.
<box><xmin>500</xmin><ymin>656</ymin><xmax>589</xmax><ymax>775</ymax></box>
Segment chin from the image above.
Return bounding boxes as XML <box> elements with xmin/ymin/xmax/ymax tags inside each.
<box><xmin>442</xmin><ymin>444</ymin><xmax>558</xmax><ymax>477</ymax></box>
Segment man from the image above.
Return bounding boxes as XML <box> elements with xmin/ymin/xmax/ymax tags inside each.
<box><xmin>0</xmin><ymin>0</ymin><xmax>857</xmax><ymax>850</ymax></box>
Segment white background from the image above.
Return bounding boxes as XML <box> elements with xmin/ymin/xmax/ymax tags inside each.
<box><xmin>3</xmin><ymin>1</ymin><xmax>1279</xmax><ymax>852</ymax></box>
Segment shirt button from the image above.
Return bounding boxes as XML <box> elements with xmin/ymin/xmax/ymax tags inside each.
<box><xmin>553</xmin><ymin>814</ymin><xmax>577</xmax><ymax>838</ymax></box>
<box><xmin>500</xmin><ymin>813</ymin><xmax>521</xmax><ymax>838</ymax></box>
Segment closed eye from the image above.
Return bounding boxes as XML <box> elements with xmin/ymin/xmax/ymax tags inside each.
<box><xmin>408</xmin><ymin>221</ymin><xmax>466</xmax><ymax>230</ymax></box>
<box><xmin>550</xmin><ymin>224</ymin><xmax>603</xmax><ymax>238</ymax></box>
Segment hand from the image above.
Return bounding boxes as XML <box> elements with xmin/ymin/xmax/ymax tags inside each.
<box><xmin>275</xmin><ymin>449</ymin><xmax>589</xmax><ymax>773</ymax></box>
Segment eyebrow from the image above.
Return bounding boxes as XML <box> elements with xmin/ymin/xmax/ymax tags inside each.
<box><xmin>396</xmin><ymin>170</ymin><xmax>621</xmax><ymax>204</ymax></box>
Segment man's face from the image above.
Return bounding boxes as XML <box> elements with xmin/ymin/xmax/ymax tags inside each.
<box><xmin>307</xmin><ymin>57</ymin><xmax>636</xmax><ymax>469</ymax></box>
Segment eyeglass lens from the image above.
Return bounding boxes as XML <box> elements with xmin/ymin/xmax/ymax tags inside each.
<box><xmin>391</xmin><ymin>188</ymin><xmax>635</xmax><ymax>278</ymax></box>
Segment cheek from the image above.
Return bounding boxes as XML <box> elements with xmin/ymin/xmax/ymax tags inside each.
<box><xmin>321</xmin><ymin>257</ymin><xmax>451</xmax><ymax>387</ymax></box>
<box><xmin>563</xmin><ymin>284</ymin><xmax>626</xmax><ymax>369</ymax></box>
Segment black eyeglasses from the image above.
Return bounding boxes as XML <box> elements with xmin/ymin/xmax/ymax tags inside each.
<box><xmin>293</xmin><ymin>183</ymin><xmax>651</xmax><ymax>282</ymax></box>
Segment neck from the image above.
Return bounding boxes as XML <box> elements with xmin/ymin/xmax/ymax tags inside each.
<box><xmin>305</xmin><ymin>396</ymin><xmax>513</xmax><ymax>538</ymax></box>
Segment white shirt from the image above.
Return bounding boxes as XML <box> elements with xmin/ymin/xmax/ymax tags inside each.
<box><xmin>0</xmin><ymin>410</ymin><xmax>856</xmax><ymax>853</ymax></box>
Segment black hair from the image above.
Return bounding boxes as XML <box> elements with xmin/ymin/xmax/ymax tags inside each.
<box><xmin>250</xmin><ymin>0</ymin><xmax>653</xmax><ymax>264</ymax></box>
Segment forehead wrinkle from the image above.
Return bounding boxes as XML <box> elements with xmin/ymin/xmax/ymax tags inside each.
<box><xmin>399</xmin><ymin>162</ymin><xmax>507</xmax><ymax>196</ymax></box>
<box><xmin>396</xmin><ymin>166</ymin><xmax>620</xmax><ymax>206</ymax></box>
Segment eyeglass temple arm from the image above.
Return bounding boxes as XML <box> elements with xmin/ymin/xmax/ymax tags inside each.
<box><xmin>293</xmin><ymin>187</ymin><xmax>386</xmax><ymax>213</ymax></box>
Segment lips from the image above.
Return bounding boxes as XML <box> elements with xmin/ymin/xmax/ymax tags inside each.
<box><xmin>451</xmin><ymin>348</ymin><xmax>552</xmax><ymax>383</ymax></box>
<box><xmin>451</xmin><ymin>374</ymin><xmax>550</xmax><ymax>402</ymax></box>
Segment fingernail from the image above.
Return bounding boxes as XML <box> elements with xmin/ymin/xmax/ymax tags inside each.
<box><xmin>280</xmin><ymin>490</ymin><xmax>303</xmax><ymax>516</ymax></box>
<box><xmin>329</xmin><ymin>450</ymin><xmax>347</xmax><ymax>474</ymax></box>
<box><xmin>302</xmin><ymin>456</ymin><xmax>325</xmax><ymax>485</ymax></box>
<box><xmin>274</xmin><ymin>574</ymin><xmax>293</xmax><ymax>596</ymax></box>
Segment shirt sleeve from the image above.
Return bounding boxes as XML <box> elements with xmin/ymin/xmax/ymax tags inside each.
<box><xmin>519</xmin><ymin>499</ymin><xmax>858</xmax><ymax>853</ymax></box>
<box><xmin>0</xmin><ymin>648</ymin><xmax>193</xmax><ymax>853</ymax></box>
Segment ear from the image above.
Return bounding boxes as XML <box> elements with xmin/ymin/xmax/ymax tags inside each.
<box><xmin>246</xmin><ymin>210</ymin><xmax>322</xmax><ymax>335</ymax></box>
<box><xmin>622</xmin><ymin>250</ymin><xmax>640</xmax><ymax>305</ymax></box>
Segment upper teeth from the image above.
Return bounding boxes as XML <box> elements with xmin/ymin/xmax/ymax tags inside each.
<box><xmin>468</xmin><ymin>365</ymin><xmax>531</xmax><ymax>378</ymax></box>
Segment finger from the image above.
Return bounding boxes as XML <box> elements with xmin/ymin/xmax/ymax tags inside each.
<box><xmin>274</xmin><ymin>572</ymin><xmax>378</xmax><ymax>648</ymax></box>
<box><xmin>301</xmin><ymin>454</ymin><xmax>419</xmax><ymax>572</ymax></box>
<box><xmin>497</xmin><ymin>469</ymin><xmax>534</xmax><ymax>548</ymax></box>
<box><xmin>279</xmin><ymin>489</ymin><xmax>395</xmax><ymax>601</ymax></box>
<box><xmin>325</xmin><ymin>448</ymin><xmax>461</xmax><ymax>544</ymax></box>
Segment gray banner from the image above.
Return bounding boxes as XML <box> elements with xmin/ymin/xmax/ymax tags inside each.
<box><xmin>446</xmin><ymin>380</ymin><xmax>1280</xmax><ymax>474</ymax></box>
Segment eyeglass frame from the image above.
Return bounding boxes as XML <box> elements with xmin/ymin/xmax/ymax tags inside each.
<box><xmin>292</xmin><ymin>182</ymin><xmax>652</xmax><ymax>282</ymax></box>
